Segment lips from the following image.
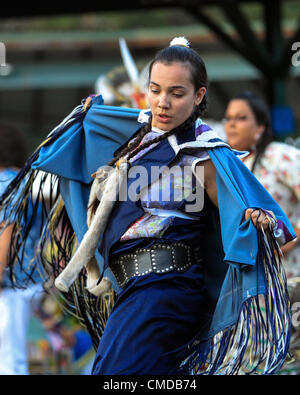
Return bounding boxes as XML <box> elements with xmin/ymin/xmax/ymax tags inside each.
<box><xmin>226</xmin><ymin>130</ymin><xmax>238</xmax><ymax>138</ymax></box>
<box><xmin>157</xmin><ymin>113</ymin><xmax>172</xmax><ymax>122</ymax></box>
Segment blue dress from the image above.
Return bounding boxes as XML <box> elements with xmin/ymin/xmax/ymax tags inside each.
<box><xmin>92</xmin><ymin>130</ymin><xmax>217</xmax><ymax>375</ymax></box>
<box><xmin>91</xmin><ymin>264</ymin><xmax>207</xmax><ymax>375</ymax></box>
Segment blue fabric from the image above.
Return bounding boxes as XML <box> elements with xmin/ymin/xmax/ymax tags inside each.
<box><xmin>97</xmin><ymin>125</ymin><xmax>295</xmax><ymax>340</ymax></box>
<box><xmin>210</xmin><ymin>146</ymin><xmax>295</xmax><ymax>266</ymax></box>
<box><xmin>32</xmin><ymin>96</ymin><xmax>140</xmax><ymax>185</ymax></box>
<box><xmin>32</xmin><ymin>96</ymin><xmax>140</xmax><ymax>238</ymax></box>
<box><xmin>29</xmin><ymin>100</ymin><xmax>296</xmax><ymax>346</ymax></box>
<box><xmin>0</xmin><ymin>169</ymin><xmax>43</xmax><ymax>286</ymax></box>
<box><xmin>73</xmin><ymin>330</ymin><xmax>93</xmax><ymax>361</ymax></box>
<box><xmin>207</xmin><ymin>147</ymin><xmax>294</xmax><ymax>337</ymax></box>
<box><xmin>91</xmin><ymin>263</ymin><xmax>207</xmax><ymax>375</ymax></box>
<box><xmin>99</xmin><ymin>136</ymin><xmax>176</xmax><ymax>266</ymax></box>
<box><xmin>101</xmin><ymin>127</ymin><xmax>209</xmax><ymax>262</ymax></box>
<box><xmin>0</xmin><ymin>169</ymin><xmax>18</xmax><ymax>223</ymax></box>
<box><xmin>109</xmin><ymin>169</ymin><xmax>214</xmax><ymax>255</ymax></box>
<box><xmin>111</xmin><ymin>212</ymin><xmax>213</xmax><ymax>256</ymax></box>
<box><xmin>32</xmin><ymin>96</ymin><xmax>140</xmax><ymax>287</ymax></box>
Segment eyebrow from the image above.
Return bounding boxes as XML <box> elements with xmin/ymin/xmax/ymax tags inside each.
<box><xmin>149</xmin><ymin>81</ymin><xmax>186</xmax><ymax>90</ymax></box>
<box><xmin>225</xmin><ymin>112</ymin><xmax>247</xmax><ymax>116</ymax></box>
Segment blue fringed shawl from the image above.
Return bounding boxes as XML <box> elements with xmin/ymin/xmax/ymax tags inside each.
<box><xmin>0</xmin><ymin>95</ymin><xmax>296</xmax><ymax>374</ymax></box>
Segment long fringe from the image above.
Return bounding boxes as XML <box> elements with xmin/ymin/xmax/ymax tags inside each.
<box><xmin>0</xmin><ymin>101</ymin><xmax>116</xmax><ymax>349</ymax></box>
<box><xmin>0</xmin><ymin>103</ymin><xmax>84</xmax><ymax>207</ymax></box>
<box><xmin>38</xmin><ymin>194</ymin><xmax>116</xmax><ymax>348</ymax></box>
<box><xmin>180</xmin><ymin>229</ymin><xmax>291</xmax><ymax>375</ymax></box>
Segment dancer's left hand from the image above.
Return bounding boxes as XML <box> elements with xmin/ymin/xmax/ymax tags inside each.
<box><xmin>245</xmin><ymin>208</ymin><xmax>272</xmax><ymax>230</ymax></box>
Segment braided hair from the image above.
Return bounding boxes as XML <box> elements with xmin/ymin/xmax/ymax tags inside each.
<box><xmin>108</xmin><ymin>39</ymin><xmax>208</xmax><ymax>167</ymax></box>
<box><xmin>232</xmin><ymin>91</ymin><xmax>273</xmax><ymax>172</ymax></box>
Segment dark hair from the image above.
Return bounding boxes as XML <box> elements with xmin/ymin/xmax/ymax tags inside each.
<box><xmin>232</xmin><ymin>91</ymin><xmax>273</xmax><ymax>172</ymax></box>
<box><xmin>148</xmin><ymin>45</ymin><xmax>208</xmax><ymax>116</ymax></box>
<box><xmin>108</xmin><ymin>42</ymin><xmax>208</xmax><ymax>167</ymax></box>
<box><xmin>0</xmin><ymin>122</ymin><xmax>28</xmax><ymax>168</ymax></box>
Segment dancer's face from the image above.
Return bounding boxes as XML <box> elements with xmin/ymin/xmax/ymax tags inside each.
<box><xmin>147</xmin><ymin>61</ymin><xmax>206</xmax><ymax>131</ymax></box>
<box><xmin>224</xmin><ymin>99</ymin><xmax>264</xmax><ymax>151</ymax></box>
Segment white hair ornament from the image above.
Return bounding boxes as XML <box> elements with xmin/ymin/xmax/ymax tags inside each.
<box><xmin>169</xmin><ymin>37</ymin><xmax>191</xmax><ymax>48</ymax></box>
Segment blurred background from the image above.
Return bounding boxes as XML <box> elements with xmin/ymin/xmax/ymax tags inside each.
<box><xmin>1</xmin><ymin>0</ymin><xmax>300</xmax><ymax>375</ymax></box>
<box><xmin>1</xmin><ymin>0</ymin><xmax>300</xmax><ymax>149</ymax></box>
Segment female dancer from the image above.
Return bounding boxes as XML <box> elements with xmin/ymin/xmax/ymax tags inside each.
<box><xmin>0</xmin><ymin>38</ymin><xmax>296</xmax><ymax>375</ymax></box>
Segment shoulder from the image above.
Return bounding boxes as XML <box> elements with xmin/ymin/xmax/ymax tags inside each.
<box><xmin>265</xmin><ymin>141</ymin><xmax>300</xmax><ymax>163</ymax></box>
<box><xmin>174</xmin><ymin>119</ymin><xmax>230</xmax><ymax>150</ymax></box>
<box><xmin>178</xmin><ymin>119</ymin><xmax>248</xmax><ymax>162</ymax></box>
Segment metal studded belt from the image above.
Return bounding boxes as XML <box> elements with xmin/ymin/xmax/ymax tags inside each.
<box><xmin>110</xmin><ymin>242</ymin><xmax>203</xmax><ymax>288</ymax></box>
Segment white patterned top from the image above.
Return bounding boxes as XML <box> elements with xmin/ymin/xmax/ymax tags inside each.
<box><xmin>243</xmin><ymin>141</ymin><xmax>300</xmax><ymax>277</ymax></box>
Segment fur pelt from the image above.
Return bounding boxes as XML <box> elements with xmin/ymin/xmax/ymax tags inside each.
<box><xmin>54</xmin><ymin>160</ymin><xmax>129</xmax><ymax>296</ymax></box>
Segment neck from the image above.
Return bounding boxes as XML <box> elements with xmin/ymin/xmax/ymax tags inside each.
<box><xmin>241</xmin><ymin>149</ymin><xmax>255</xmax><ymax>162</ymax></box>
<box><xmin>151</xmin><ymin>126</ymin><xmax>169</xmax><ymax>134</ymax></box>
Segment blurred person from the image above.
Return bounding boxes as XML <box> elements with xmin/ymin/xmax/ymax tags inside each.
<box><xmin>0</xmin><ymin>122</ymin><xmax>44</xmax><ymax>375</ymax></box>
<box><xmin>42</xmin><ymin>316</ymin><xmax>95</xmax><ymax>375</ymax></box>
<box><xmin>36</xmin><ymin>294</ymin><xmax>95</xmax><ymax>375</ymax></box>
<box><xmin>224</xmin><ymin>91</ymin><xmax>300</xmax><ymax>279</ymax></box>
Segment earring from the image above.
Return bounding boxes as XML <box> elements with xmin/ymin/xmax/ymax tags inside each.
<box><xmin>254</xmin><ymin>134</ymin><xmax>261</xmax><ymax>141</ymax></box>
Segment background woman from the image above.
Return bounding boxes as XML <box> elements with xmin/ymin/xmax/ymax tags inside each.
<box><xmin>224</xmin><ymin>91</ymin><xmax>300</xmax><ymax>280</ymax></box>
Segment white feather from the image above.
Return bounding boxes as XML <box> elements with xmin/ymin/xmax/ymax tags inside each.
<box><xmin>169</xmin><ymin>37</ymin><xmax>190</xmax><ymax>48</ymax></box>
<box><xmin>119</xmin><ymin>37</ymin><xmax>139</xmax><ymax>85</ymax></box>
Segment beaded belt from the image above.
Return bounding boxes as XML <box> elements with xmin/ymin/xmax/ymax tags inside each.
<box><xmin>110</xmin><ymin>242</ymin><xmax>203</xmax><ymax>288</ymax></box>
